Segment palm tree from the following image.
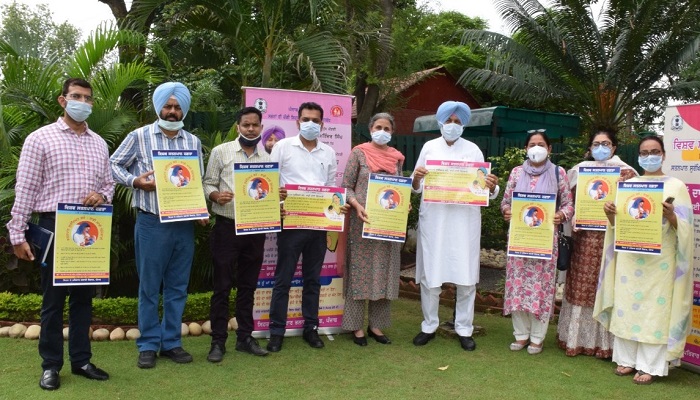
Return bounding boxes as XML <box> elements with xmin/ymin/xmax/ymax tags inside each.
<box><xmin>131</xmin><ymin>0</ymin><xmax>350</xmax><ymax>96</ymax></box>
<box><xmin>0</xmin><ymin>23</ymin><xmax>161</xmax><ymax>293</ymax></box>
<box><xmin>458</xmin><ymin>0</ymin><xmax>700</xmax><ymax>131</ymax></box>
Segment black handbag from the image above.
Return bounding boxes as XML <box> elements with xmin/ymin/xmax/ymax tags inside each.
<box><xmin>554</xmin><ymin>165</ymin><xmax>573</xmax><ymax>271</ymax></box>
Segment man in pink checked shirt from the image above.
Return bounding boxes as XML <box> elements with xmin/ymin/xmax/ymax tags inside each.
<box><xmin>6</xmin><ymin>78</ymin><xmax>114</xmax><ymax>391</ymax></box>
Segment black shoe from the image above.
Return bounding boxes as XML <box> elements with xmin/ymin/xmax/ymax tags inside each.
<box><xmin>160</xmin><ymin>347</ymin><xmax>193</xmax><ymax>363</ymax></box>
<box><xmin>368</xmin><ymin>326</ymin><xmax>391</xmax><ymax>344</ymax></box>
<box><xmin>267</xmin><ymin>335</ymin><xmax>284</xmax><ymax>352</ymax></box>
<box><xmin>71</xmin><ymin>363</ymin><xmax>109</xmax><ymax>380</ymax></box>
<box><xmin>207</xmin><ymin>343</ymin><xmax>225</xmax><ymax>363</ymax></box>
<box><xmin>39</xmin><ymin>369</ymin><xmax>60</xmax><ymax>390</ymax></box>
<box><xmin>413</xmin><ymin>331</ymin><xmax>436</xmax><ymax>346</ymax></box>
<box><xmin>236</xmin><ymin>337</ymin><xmax>269</xmax><ymax>356</ymax></box>
<box><xmin>459</xmin><ymin>336</ymin><xmax>476</xmax><ymax>351</ymax></box>
<box><xmin>353</xmin><ymin>331</ymin><xmax>368</xmax><ymax>346</ymax></box>
<box><xmin>303</xmin><ymin>329</ymin><xmax>325</xmax><ymax>348</ymax></box>
<box><xmin>137</xmin><ymin>351</ymin><xmax>157</xmax><ymax>369</ymax></box>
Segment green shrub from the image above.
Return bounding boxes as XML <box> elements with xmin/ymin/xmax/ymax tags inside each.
<box><xmin>0</xmin><ymin>291</ymin><xmax>235</xmax><ymax>325</ymax></box>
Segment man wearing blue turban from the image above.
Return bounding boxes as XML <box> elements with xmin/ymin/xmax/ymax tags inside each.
<box><xmin>111</xmin><ymin>82</ymin><xmax>205</xmax><ymax>369</ymax></box>
<box><xmin>410</xmin><ymin>100</ymin><xmax>500</xmax><ymax>352</ymax></box>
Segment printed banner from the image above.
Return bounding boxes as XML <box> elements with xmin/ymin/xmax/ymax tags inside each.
<box><xmin>362</xmin><ymin>174</ymin><xmax>412</xmax><ymax>242</ymax></box>
<box><xmin>245</xmin><ymin>87</ymin><xmax>352</xmax><ymax>335</ymax></box>
<box><xmin>53</xmin><ymin>203</ymin><xmax>112</xmax><ymax>286</ymax></box>
<box><xmin>574</xmin><ymin>166</ymin><xmax>620</xmax><ymax>230</ymax></box>
<box><xmin>664</xmin><ymin>103</ymin><xmax>700</xmax><ymax>369</ymax></box>
<box><xmin>283</xmin><ymin>185</ymin><xmax>346</xmax><ymax>231</ymax></box>
<box><xmin>614</xmin><ymin>181</ymin><xmax>664</xmax><ymax>255</ymax></box>
<box><xmin>507</xmin><ymin>192</ymin><xmax>556</xmax><ymax>259</ymax></box>
<box><xmin>233</xmin><ymin>162</ymin><xmax>282</xmax><ymax>235</ymax></box>
<box><xmin>151</xmin><ymin>149</ymin><xmax>208</xmax><ymax>222</ymax></box>
<box><xmin>423</xmin><ymin>160</ymin><xmax>491</xmax><ymax>206</ymax></box>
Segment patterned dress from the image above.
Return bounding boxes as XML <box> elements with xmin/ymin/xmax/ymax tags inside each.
<box><xmin>557</xmin><ymin>166</ymin><xmax>637</xmax><ymax>358</ymax></box>
<box><xmin>501</xmin><ymin>165</ymin><xmax>574</xmax><ymax>322</ymax></box>
<box><xmin>342</xmin><ymin>148</ymin><xmax>402</xmax><ymax>301</ymax></box>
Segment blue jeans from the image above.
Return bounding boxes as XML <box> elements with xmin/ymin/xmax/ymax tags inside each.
<box><xmin>268</xmin><ymin>229</ymin><xmax>326</xmax><ymax>336</ymax></box>
<box><xmin>38</xmin><ymin>214</ymin><xmax>93</xmax><ymax>371</ymax></box>
<box><xmin>134</xmin><ymin>211</ymin><xmax>194</xmax><ymax>352</ymax></box>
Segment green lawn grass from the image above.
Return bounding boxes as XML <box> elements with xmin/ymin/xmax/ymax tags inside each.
<box><xmin>1</xmin><ymin>298</ymin><xmax>698</xmax><ymax>399</ymax></box>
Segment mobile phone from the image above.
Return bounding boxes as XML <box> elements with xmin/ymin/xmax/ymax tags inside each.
<box><xmin>664</xmin><ymin>196</ymin><xmax>675</xmax><ymax>204</ymax></box>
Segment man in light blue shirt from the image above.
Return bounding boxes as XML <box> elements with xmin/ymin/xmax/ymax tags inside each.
<box><xmin>111</xmin><ymin>82</ymin><xmax>205</xmax><ymax>369</ymax></box>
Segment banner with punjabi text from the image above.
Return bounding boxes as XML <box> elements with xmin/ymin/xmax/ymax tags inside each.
<box><xmin>362</xmin><ymin>174</ymin><xmax>412</xmax><ymax>242</ymax></box>
<box><xmin>664</xmin><ymin>104</ymin><xmax>700</xmax><ymax>370</ymax></box>
<box><xmin>614</xmin><ymin>181</ymin><xmax>663</xmax><ymax>255</ymax></box>
<box><xmin>244</xmin><ymin>88</ymin><xmax>353</xmax><ymax>336</ymax></box>
<box><xmin>574</xmin><ymin>166</ymin><xmax>620</xmax><ymax>230</ymax></box>
<box><xmin>233</xmin><ymin>162</ymin><xmax>281</xmax><ymax>234</ymax></box>
<box><xmin>53</xmin><ymin>203</ymin><xmax>112</xmax><ymax>286</ymax></box>
<box><xmin>423</xmin><ymin>160</ymin><xmax>491</xmax><ymax>206</ymax></box>
<box><xmin>151</xmin><ymin>149</ymin><xmax>208</xmax><ymax>222</ymax></box>
<box><xmin>507</xmin><ymin>192</ymin><xmax>555</xmax><ymax>260</ymax></box>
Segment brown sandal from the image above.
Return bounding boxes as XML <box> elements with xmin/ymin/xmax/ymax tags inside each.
<box><xmin>633</xmin><ymin>371</ymin><xmax>656</xmax><ymax>385</ymax></box>
<box><xmin>614</xmin><ymin>366</ymin><xmax>636</xmax><ymax>376</ymax></box>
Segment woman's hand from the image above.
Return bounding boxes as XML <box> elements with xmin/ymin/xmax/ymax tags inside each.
<box><xmin>603</xmin><ymin>201</ymin><xmax>616</xmax><ymax>225</ymax></box>
<box><xmin>503</xmin><ymin>207</ymin><xmax>512</xmax><ymax>222</ymax></box>
<box><xmin>662</xmin><ymin>200</ymin><xmax>678</xmax><ymax>229</ymax></box>
<box><xmin>553</xmin><ymin>211</ymin><xmax>565</xmax><ymax>225</ymax></box>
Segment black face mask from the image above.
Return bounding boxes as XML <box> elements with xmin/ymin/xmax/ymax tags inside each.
<box><xmin>239</xmin><ymin>134</ymin><xmax>261</xmax><ymax>148</ymax></box>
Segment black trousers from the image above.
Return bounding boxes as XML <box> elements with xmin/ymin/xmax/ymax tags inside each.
<box><xmin>268</xmin><ymin>229</ymin><xmax>326</xmax><ymax>336</ymax></box>
<box><xmin>38</xmin><ymin>214</ymin><xmax>94</xmax><ymax>371</ymax></box>
<box><xmin>209</xmin><ymin>216</ymin><xmax>266</xmax><ymax>344</ymax></box>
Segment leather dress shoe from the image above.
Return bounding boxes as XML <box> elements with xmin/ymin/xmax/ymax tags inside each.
<box><xmin>353</xmin><ymin>332</ymin><xmax>368</xmax><ymax>346</ymax></box>
<box><xmin>160</xmin><ymin>347</ymin><xmax>193</xmax><ymax>363</ymax></box>
<box><xmin>303</xmin><ymin>329</ymin><xmax>325</xmax><ymax>348</ymax></box>
<box><xmin>267</xmin><ymin>335</ymin><xmax>284</xmax><ymax>352</ymax></box>
<box><xmin>138</xmin><ymin>350</ymin><xmax>157</xmax><ymax>368</ymax></box>
<box><xmin>236</xmin><ymin>336</ymin><xmax>269</xmax><ymax>356</ymax></box>
<box><xmin>368</xmin><ymin>326</ymin><xmax>391</xmax><ymax>344</ymax></box>
<box><xmin>71</xmin><ymin>363</ymin><xmax>109</xmax><ymax>380</ymax></box>
<box><xmin>459</xmin><ymin>336</ymin><xmax>476</xmax><ymax>351</ymax></box>
<box><xmin>413</xmin><ymin>331</ymin><xmax>436</xmax><ymax>346</ymax></box>
<box><xmin>207</xmin><ymin>343</ymin><xmax>225</xmax><ymax>363</ymax></box>
<box><xmin>39</xmin><ymin>369</ymin><xmax>60</xmax><ymax>390</ymax></box>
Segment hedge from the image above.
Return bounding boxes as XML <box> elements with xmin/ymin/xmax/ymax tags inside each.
<box><xmin>0</xmin><ymin>291</ymin><xmax>236</xmax><ymax>325</ymax></box>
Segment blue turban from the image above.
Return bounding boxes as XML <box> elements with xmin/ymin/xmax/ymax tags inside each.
<box><xmin>436</xmin><ymin>101</ymin><xmax>471</xmax><ymax>125</ymax></box>
<box><xmin>153</xmin><ymin>82</ymin><xmax>191</xmax><ymax>118</ymax></box>
<box><xmin>262</xmin><ymin>125</ymin><xmax>286</xmax><ymax>143</ymax></box>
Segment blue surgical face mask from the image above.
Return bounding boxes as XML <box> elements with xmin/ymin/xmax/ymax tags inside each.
<box><xmin>299</xmin><ymin>121</ymin><xmax>321</xmax><ymax>140</ymax></box>
<box><xmin>158</xmin><ymin>118</ymin><xmax>184</xmax><ymax>131</ymax></box>
<box><xmin>65</xmin><ymin>100</ymin><xmax>92</xmax><ymax>122</ymax></box>
<box><xmin>591</xmin><ymin>145</ymin><xmax>612</xmax><ymax>161</ymax></box>
<box><xmin>638</xmin><ymin>154</ymin><xmax>663</xmax><ymax>173</ymax></box>
<box><xmin>371</xmin><ymin>130</ymin><xmax>391</xmax><ymax>145</ymax></box>
<box><xmin>440</xmin><ymin>122</ymin><xmax>463</xmax><ymax>142</ymax></box>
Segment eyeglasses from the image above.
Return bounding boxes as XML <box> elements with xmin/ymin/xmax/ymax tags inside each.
<box><xmin>639</xmin><ymin>150</ymin><xmax>662</xmax><ymax>157</ymax></box>
<box><xmin>527</xmin><ymin>129</ymin><xmax>546</xmax><ymax>134</ymax></box>
<box><xmin>591</xmin><ymin>141</ymin><xmax>612</xmax><ymax>148</ymax></box>
<box><xmin>64</xmin><ymin>93</ymin><xmax>94</xmax><ymax>103</ymax></box>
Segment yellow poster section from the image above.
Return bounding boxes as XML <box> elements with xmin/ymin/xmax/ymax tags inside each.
<box><xmin>507</xmin><ymin>192</ymin><xmax>556</xmax><ymax>260</ymax></box>
<box><xmin>151</xmin><ymin>150</ymin><xmax>208</xmax><ymax>222</ymax></box>
<box><xmin>53</xmin><ymin>203</ymin><xmax>112</xmax><ymax>286</ymax></box>
<box><xmin>614</xmin><ymin>181</ymin><xmax>663</xmax><ymax>254</ymax></box>
<box><xmin>423</xmin><ymin>160</ymin><xmax>491</xmax><ymax>206</ymax></box>
<box><xmin>283</xmin><ymin>185</ymin><xmax>345</xmax><ymax>231</ymax></box>
<box><xmin>362</xmin><ymin>174</ymin><xmax>412</xmax><ymax>242</ymax></box>
<box><xmin>574</xmin><ymin>166</ymin><xmax>620</xmax><ymax>230</ymax></box>
<box><xmin>233</xmin><ymin>162</ymin><xmax>281</xmax><ymax>234</ymax></box>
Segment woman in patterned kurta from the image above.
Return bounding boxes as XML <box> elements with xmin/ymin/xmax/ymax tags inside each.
<box><xmin>594</xmin><ymin>136</ymin><xmax>693</xmax><ymax>384</ymax></box>
<box><xmin>341</xmin><ymin>113</ymin><xmax>405</xmax><ymax>346</ymax></box>
<box><xmin>500</xmin><ymin>131</ymin><xmax>574</xmax><ymax>354</ymax></box>
<box><xmin>557</xmin><ymin>129</ymin><xmax>638</xmax><ymax>358</ymax></box>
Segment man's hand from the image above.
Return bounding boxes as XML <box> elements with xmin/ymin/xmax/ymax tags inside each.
<box><xmin>212</xmin><ymin>191</ymin><xmax>234</xmax><ymax>206</ymax></box>
<box><xmin>13</xmin><ymin>242</ymin><xmax>34</xmax><ymax>261</ymax></box>
<box><xmin>134</xmin><ymin>171</ymin><xmax>156</xmax><ymax>192</ymax></box>
<box><xmin>83</xmin><ymin>191</ymin><xmax>106</xmax><ymax>207</ymax></box>
<box><xmin>197</xmin><ymin>218</ymin><xmax>210</xmax><ymax>226</ymax></box>
<box><xmin>412</xmin><ymin>166</ymin><xmax>428</xmax><ymax>189</ymax></box>
<box><xmin>485</xmin><ymin>173</ymin><xmax>498</xmax><ymax>192</ymax></box>
<box><xmin>279</xmin><ymin>187</ymin><xmax>287</xmax><ymax>201</ymax></box>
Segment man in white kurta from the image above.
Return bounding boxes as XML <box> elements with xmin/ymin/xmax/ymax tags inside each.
<box><xmin>411</xmin><ymin>101</ymin><xmax>499</xmax><ymax>351</ymax></box>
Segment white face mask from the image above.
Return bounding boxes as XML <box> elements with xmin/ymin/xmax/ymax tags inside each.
<box><xmin>65</xmin><ymin>100</ymin><xmax>92</xmax><ymax>122</ymax></box>
<box><xmin>527</xmin><ymin>145</ymin><xmax>548</xmax><ymax>163</ymax></box>
<box><xmin>299</xmin><ymin>121</ymin><xmax>321</xmax><ymax>140</ymax></box>
<box><xmin>158</xmin><ymin>118</ymin><xmax>184</xmax><ymax>131</ymax></box>
<box><xmin>440</xmin><ymin>122</ymin><xmax>463</xmax><ymax>141</ymax></box>
<box><xmin>371</xmin><ymin>130</ymin><xmax>391</xmax><ymax>145</ymax></box>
